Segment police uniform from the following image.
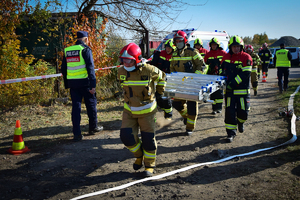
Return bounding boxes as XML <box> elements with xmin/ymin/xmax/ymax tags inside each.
<box><xmin>117</xmin><ymin>62</ymin><xmax>166</xmax><ymax>174</ymax></box>
<box><xmin>204</xmin><ymin>48</ymin><xmax>227</xmax><ymax>113</ymax></box>
<box><xmin>221</xmin><ymin>40</ymin><xmax>252</xmax><ymax>142</ymax></box>
<box><xmin>170</xmin><ymin>45</ymin><xmax>206</xmax><ymax>133</ymax></box>
<box><xmin>61</xmin><ymin>31</ymin><xmax>99</xmax><ymax>141</ymax></box>
<box><xmin>274</xmin><ymin>46</ymin><xmax>292</xmax><ymax>93</ymax></box>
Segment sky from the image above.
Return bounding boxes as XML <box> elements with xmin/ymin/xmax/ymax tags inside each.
<box><xmin>161</xmin><ymin>0</ymin><xmax>300</xmax><ymax>39</ymax></box>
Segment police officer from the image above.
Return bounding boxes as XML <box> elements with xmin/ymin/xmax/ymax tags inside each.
<box><xmin>61</xmin><ymin>31</ymin><xmax>103</xmax><ymax>141</ymax></box>
<box><xmin>258</xmin><ymin>43</ymin><xmax>272</xmax><ymax>78</ymax></box>
<box><xmin>170</xmin><ymin>30</ymin><xmax>206</xmax><ymax>136</ymax></box>
<box><xmin>245</xmin><ymin>45</ymin><xmax>261</xmax><ymax>96</ymax></box>
<box><xmin>204</xmin><ymin>37</ymin><xmax>227</xmax><ymax>114</ymax></box>
<box><xmin>220</xmin><ymin>35</ymin><xmax>252</xmax><ymax>143</ymax></box>
<box><xmin>274</xmin><ymin>43</ymin><xmax>292</xmax><ymax>93</ymax></box>
<box><xmin>194</xmin><ymin>38</ymin><xmax>209</xmax><ymax>57</ymax></box>
<box><xmin>149</xmin><ymin>39</ymin><xmax>175</xmax><ymax>119</ymax></box>
<box><xmin>117</xmin><ymin>43</ymin><xmax>166</xmax><ymax>177</ymax></box>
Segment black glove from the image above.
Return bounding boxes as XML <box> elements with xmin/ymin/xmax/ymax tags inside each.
<box><xmin>184</xmin><ymin>61</ymin><xmax>193</xmax><ymax>72</ymax></box>
<box><xmin>155</xmin><ymin>92</ymin><xmax>164</xmax><ymax>108</ymax></box>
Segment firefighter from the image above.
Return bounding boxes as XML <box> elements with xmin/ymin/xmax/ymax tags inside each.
<box><xmin>194</xmin><ymin>38</ymin><xmax>209</xmax><ymax>57</ymax></box>
<box><xmin>258</xmin><ymin>43</ymin><xmax>272</xmax><ymax>78</ymax></box>
<box><xmin>170</xmin><ymin>30</ymin><xmax>206</xmax><ymax>136</ymax></box>
<box><xmin>220</xmin><ymin>35</ymin><xmax>252</xmax><ymax>143</ymax></box>
<box><xmin>61</xmin><ymin>31</ymin><xmax>103</xmax><ymax>142</ymax></box>
<box><xmin>257</xmin><ymin>47</ymin><xmax>263</xmax><ymax>79</ymax></box>
<box><xmin>204</xmin><ymin>37</ymin><xmax>227</xmax><ymax>114</ymax></box>
<box><xmin>149</xmin><ymin>39</ymin><xmax>175</xmax><ymax>119</ymax></box>
<box><xmin>273</xmin><ymin>43</ymin><xmax>292</xmax><ymax>93</ymax></box>
<box><xmin>117</xmin><ymin>43</ymin><xmax>166</xmax><ymax>177</ymax></box>
<box><xmin>245</xmin><ymin>45</ymin><xmax>261</xmax><ymax>96</ymax></box>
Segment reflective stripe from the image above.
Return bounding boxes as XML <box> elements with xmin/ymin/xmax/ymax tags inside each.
<box><xmin>123</xmin><ymin>80</ymin><xmax>149</xmax><ymax>86</ymax></box>
<box><xmin>235</xmin><ymin>75</ymin><xmax>242</xmax><ymax>84</ymax></box>
<box><xmin>227</xmin><ymin>97</ymin><xmax>231</xmax><ymax>107</ymax></box>
<box><xmin>162</xmin><ymin>107</ymin><xmax>172</xmax><ymax>113</ymax></box>
<box><xmin>128</xmin><ymin>141</ymin><xmax>141</xmax><ymax>153</ymax></box>
<box><xmin>242</xmin><ymin>66</ymin><xmax>252</xmax><ymax>72</ymax></box>
<box><xmin>234</xmin><ymin>61</ymin><xmax>242</xmax><ymax>64</ymax></box>
<box><xmin>172</xmin><ymin>57</ymin><xmax>193</xmax><ymax>61</ymax></box>
<box><xmin>67</xmin><ymin>64</ymin><xmax>86</xmax><ymax>70</ymax></box>
<box><xmin>193</xmin><ymin>54</ymin><xmax>200</xmax><ymax>60</ymax></box>
<box><xmin>124</xmin><ymin>100</ymin><xmax>157</xmax><ymax>115</ymax></box>
<box><xmin>195</xmin><ymin>70</ymin><xmax>202</xmax><ymax>74</ymax></box>
<box><xmin>251</xmin><ymin>68</ymin><xmax>257</xmax><ymax>72</ymax></box>
<box><xmin>159</xmin><ymin>56</ymin><xmax>166</xmax><ymax>60</ymax></box>
<box><xmin>143</xmin><ymin>149</ymin><xmax>156</xmax><ymax>159</ymax></box>
<box><xmin>240</xmin><ymin>97</ymin><xmax>245</xmax><ymax>110</ymax></box>
<box><xmin>215</xmin><ymin>99</ymin><xmax>223</xmax><ymax>103</ymax></box>
<box><xmin>225</xmin><ymin>123</ymin><xmax>237</xmax><ymax>130</ymax></box>
<box><xmin>264</xmin><ymin>61</ymin><xmax>270</xmax><ymax>63</ymax></box>
<box><xmin>237</xmin><ymin>117</ymin><xmax>246</xmax><ymax>123</ymax></box>
<box><xmin>217</xmin><ymin>56</ymin><xmax>223</xmax><ymax>59</ymax></box>
<box><xmin>233</xmin><ymin>89</ymin><xmax>250</xmax><ymax>95</ymax></box>
<box><xmin>157</xmin><ymin>81</ymin><xmax>166</xmax><ymax>86</ymax></box>
<box><xmin>181</xmin><ymin>109</ymin><xmax>187</xmax><ymax>116</ymax></box>
<box><xmin>187</xmin><ymin>118</ymin><xmax>195</xmax><ymax>125</ymax></box>
<box><xmin>224</xmin><ymin>60</ymin><xmax>231</xmax><ymax>63</ymax></box>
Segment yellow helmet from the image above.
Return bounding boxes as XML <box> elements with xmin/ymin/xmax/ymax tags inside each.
<box><xmin>228</xmin><ymin>35</ymin><xmax>244</xmax><ymax>49</ymax></box>
<box><xmin>209</xmin><ymin>37</ymin><xmax>221</xmax><ymax>47</ymax></box>
<box><xmin>194</xmin><ymin>38</ymin><xmax>203</xmax><ymax>46</ymax></box>
<box><xmin>164</xmin><ymin>39</ymin><xmax>176</xmax><ymax>51</ymax></box>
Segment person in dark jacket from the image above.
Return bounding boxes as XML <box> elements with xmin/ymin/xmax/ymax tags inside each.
<box><xmin>220</xmin><ymin>35</ymin><xmax>252</xmax><ymax>143</ymax></box>
<box><xmin>273</xmin><ymin>43</ymin><xmax>292</xmax><ymax>93</ymax></box>
<box><xmin>149</xmin><ymin>39</ymin><xmax>175</xmax><ymax>119</ymax></box>
<box><xmin>258</xmin><ymin>43</ymin><xmax>272</xmax><ymax>78</ymax></box>
<box><xmin>61</xmin><ymin>31</ymin><xmax>103</xmax><ymax>141</ymax></box>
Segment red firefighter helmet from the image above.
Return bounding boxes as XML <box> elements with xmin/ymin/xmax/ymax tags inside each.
<box><xmin>262</xmin><ymin>43</ymin><xmax>268</xmax><ymax>48</ymax></box>
<box><xmin>119</xmin><ymin>43</ymin><xmax>142</xmax><ymax>64</ymax></box>
<box><xmin>245</xmin><ymin>44</ymin><xmax>253</xmax><ymax>52</ymax></box>
<box><xmin>173</xmin><ymin>30</ymin><xmax>188</xmax><ymax>44</ymax></box>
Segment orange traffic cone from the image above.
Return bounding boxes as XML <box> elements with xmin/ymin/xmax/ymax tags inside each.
<box><xmin>8</xmin><ymin>120</ymin><xmax>30</xmax><ymax>155</ymax></box>
<box><xmin>262</xmin><ymin>72</ymin><xmax>266</xmax><ymax>82</ymax></box>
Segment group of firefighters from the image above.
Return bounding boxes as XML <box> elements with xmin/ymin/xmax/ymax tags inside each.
<box><xmin>62</xmin><ymin>30</ymin><xmax>276</xmax><ymax>178</ymax></box>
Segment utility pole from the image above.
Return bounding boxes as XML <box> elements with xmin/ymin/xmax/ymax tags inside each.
<box><xmin>136</xmin><ymin>19</ymin><xmax>150</xmax><ymax>58</ymax></box>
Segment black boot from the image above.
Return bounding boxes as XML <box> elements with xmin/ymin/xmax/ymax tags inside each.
<box><xmin>238</xmin><ymin>122</ymin><xmax>244</xmax><ymax>133</ymax></box>
<box><xmin>226</xmin><ymin>135</ymin><xmax>235</xmax><ymax>143</ymax></box>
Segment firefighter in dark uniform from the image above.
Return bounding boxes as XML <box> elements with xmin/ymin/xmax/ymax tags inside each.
<box><xmin>61</xmin><ymin>31</ymin><xmax>103</xmax><ymax>142</ymax></box>
<box><xmin>170</xmin><ymin>30</ymin><xmax>206</xmax><ymax>136</ymax></box>
<box><xmin>117</xmin><ymin>43</ymin><xmax>166</xmax><ymax>177</ymax></box>
<box><xmin>149</xmin><ymin>39</ymin><xmax>175</xmax><ymax>119</ymax></box>
<box><xmin>258</xmin><ymin>43</ymin><xmax>272</xmax><ymax>79</ymax></box>
<box><xmin>245</xmin><ymin>45</ymin><xmax>261</xmax><ymax>96</ymax></box>
<box><xmin>274</xmin><ymin>43</ymin><xmax>292</xmax><ymax>93</ymax></box>
<box><xmin>204</xmin><ymin>37</ymin><xmax>227</xmax><ymax>114</ymax></box>
<box><xmin>194</xmin><ymin>38</ymin><xmax>209</xmax><ymax>57</ymax></box>
<box><xmin>220</xmin><ymin>35</ymin><xmax>252</xmax><ymax>143</ymax></box>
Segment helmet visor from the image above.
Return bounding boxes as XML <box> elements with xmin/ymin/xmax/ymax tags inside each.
<box><xmin>122</xmin><ymin>58</ymin><xmax>135</xmax><ymax>64</ymax></box>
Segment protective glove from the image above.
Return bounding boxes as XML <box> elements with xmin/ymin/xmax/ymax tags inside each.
<box><xmin>155</xmin><ymin>92</ymin><xmax>164</xmax><ymax>108</ymax></box>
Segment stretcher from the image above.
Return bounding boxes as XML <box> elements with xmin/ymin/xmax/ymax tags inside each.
<box><xmin>163</xmin><ymin>72</ymin><xmax>226</xmax><ymax>102</ymax></box>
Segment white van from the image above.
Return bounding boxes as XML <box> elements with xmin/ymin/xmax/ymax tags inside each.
<box><xmin>155</xmin><ymin>28</ymin><xmax>230</xmax><ymax>52</ymax></box>
<box><xmin>269</xmin><ymin>47</ymin><xmax>300</xmax><ymax>67</ymax></box>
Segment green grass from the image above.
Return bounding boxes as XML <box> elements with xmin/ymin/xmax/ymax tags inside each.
<box><xmin>277</xmin><ymin>78</ymin><xmax>300</xmax><ymax>116</ymax></box>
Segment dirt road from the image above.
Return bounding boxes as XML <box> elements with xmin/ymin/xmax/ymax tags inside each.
<box><xmin>0</xmin><ymin>68</ymin><xmax>300</xmax><ymax>200</ymax></box>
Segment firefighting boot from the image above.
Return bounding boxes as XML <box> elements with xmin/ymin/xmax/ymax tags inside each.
<box><xmin>183</xmin><ymin>118</ymin><xmax>187</xmax><ymax>125</ymax></box>
<box><xmin>143</xmin><ymin>168</ymin><xmax>154</xmax><ymax>177</ymax></box>
<box><xmin>186</xmin><ymin>129</ymin><xmax>193</xmax><ymax>136</ymax></box>
<box><xmin>164</xmin><ymin>111</ymin><xmax>172</xmax><ymax>120</ymax></box>
<box><xmin>226</xmin><ymin>135</ymin><xmax>235</xmax><ymax>143</ymax></box>
<box><xmin>254</xmin><ymin>90</ymin><xmax>257</xmax><ymax>96</ymax></box>
<box><xmin>133</xmin><ymin>157</ymin><xmax>143</xmax><ymax>170</ymax></box>
<box><xmin>238</xmin><ymin>122</ymin><xmax>244</xmax><ymax>133</ymax></box>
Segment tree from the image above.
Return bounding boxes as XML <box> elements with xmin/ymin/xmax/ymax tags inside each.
<box><xmin>74</xmin><ymin>0</ymin><xmax>208</xmax><ymax>34</ymax></box>
<box><xmin>252</xmin><ymin>32</ymin><xmax>269</xmax><ymax>45</ymax></box>
<box><xmin>242</xmin><ymin>36</ymin><xmax>253</xmax><ymax>45</ymax></box>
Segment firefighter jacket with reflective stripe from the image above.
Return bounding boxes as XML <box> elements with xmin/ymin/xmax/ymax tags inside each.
<box><xmin>170</xmin><ymin>46</ymin><xmax>206</xmax><ymax>74</ymax></box>
<box><xmin>61</xmin><ymin>40</ymin><xmax>96</xmax><ymax>89</ymax></box>
<box><xmin>221</xmin><ymin>51</ymin><xmax>253</xmax><ymax>94</ymax></box>
<box><xmin>204</xmin><ymin>49</ymin><xmax>227</xmax><ymax>75</ymax></box>
<box><xmin>250</xmin><ymin>52</ymin><xmax>261</xmax><ymax>67</ymax></box>
<box><xmin>258</xmin><ymin>48</ymin><xmax>272</xmax><ymax>64</ymax></box>
<box><xmin>196</xmin><ymin>47</ymin><xmax>209</xmax><ymax>57</ymax></box>
<box><xmin>274</xmin><ymin>48</ymin><xmax>292</xmax><ymax>67</ymax></box>
<box><xmin>149</xmin><ymin>50</ymin><xmax>172</xmax><ymax>73</ymax></box>
<box><xmin>117</xmin><ymin>63</ymin><xmax>166</xmax><ymax>117</ymax></box>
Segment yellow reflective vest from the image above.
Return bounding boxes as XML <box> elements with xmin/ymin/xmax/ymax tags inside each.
<box><xmin>275</xmin><ymin>49</ymin><xmax>291</xmax><ymax>67</ymax></box>
<box><xmin>64</xmin><ymin>45</ymin><xmax>88</xmax><ymax>79</ymax></box>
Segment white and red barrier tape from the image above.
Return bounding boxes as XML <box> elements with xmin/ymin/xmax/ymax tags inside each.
<box><xmin>0</xmin><ymin>65</ymin><xmax>121</xmax><ymax>85</ymax></box>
